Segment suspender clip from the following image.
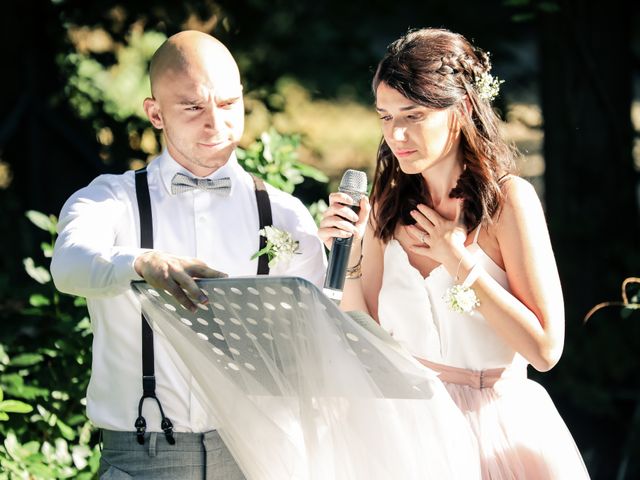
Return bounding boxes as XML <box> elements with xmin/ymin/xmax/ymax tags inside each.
<box><xmin>134</xmin><ymin>415</ymin><xmax>146</xmax><ymax>445</ymax></box>
<box><xmin>161</xmin><ymin>417</ymin><xmax>176</xmax><ymax>445</ymax></box>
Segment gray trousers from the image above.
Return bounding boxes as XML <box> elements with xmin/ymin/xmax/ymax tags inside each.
<box><xmin>99</xmin><ymin>429</ymin><xmax>246</xmax><ymax>479</ymax></box>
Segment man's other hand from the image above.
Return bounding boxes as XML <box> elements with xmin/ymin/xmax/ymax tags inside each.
<box><xmin>135</xmin><ymin>252</ymin><xmax>227</xmax><ymax>312</ymax></box>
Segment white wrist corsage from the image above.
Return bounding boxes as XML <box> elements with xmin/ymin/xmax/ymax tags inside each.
<box><xmin>251</xmin><ymin>226</ymin><xmax>300</xmax><ymax>268</ymax></box>
<box><xmin>443</xmin><ymin>284</ymin><xmax>480</xmax><ymax>314</ymax></box>
<box><xmin>443</xmin><ymin>263</ymin><xmax>482</xmax><ymax>314</ymax></box>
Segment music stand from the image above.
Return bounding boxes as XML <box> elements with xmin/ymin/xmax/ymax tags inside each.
<box><xmin>132</xmin><ymin>276</ymin><xmax>477</xmax><ymax>480</ymax></box>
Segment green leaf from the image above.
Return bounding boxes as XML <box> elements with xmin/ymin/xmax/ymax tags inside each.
<box><xmin>71</xmin><ymin>444</ymin><xmax>91</xmax><ymax>469</ymax></box>
<box><xmin>26</xmin><ymin>210</ymin><xmax>57</xmax><ymax>234</ymax></box>
<box><xmin>41</xmin><ymin>242</ymin><xmax>54</xmax><ymax>258</ymax></box>
<box><xmin>27</xmin><ymin>458</ymin><xmax>57</xmax><ymax>478</ymax></box>
<box><xmin>23</xmin><ymin>441</ymin><xmax>42</xmax><ymax>457</ymax></box>
<box><xmin>73</xmin><ymin>296</ymin><xmax>87</xmax><ymax>307</ymax></box>
<box><xmin>29</xmin><ymin>293</ymin><xmax>51</xmax><ymax>307</ymax></box>
<box><xmin>250</xmin><ymin>246</ymin><xmax>270</xmax><ymax>261</ymax></box>
<box><xmin>3</xmin><ymin>433</ymin><xmax>19</xmax><ymax>459</ymax></box>
<box><xmin>35</xmin><ymin>404</ymin><xmax>59</xmax><ymax>427</ymax></box>
<box><xmin>76</xmin><ymin>473</ymin><xmax>96</xmax><ymax>480</ymax></box>
<box><xmin>23</xmin><ymin>258</ymin><xmax>52</xmax><ymax>284</ymax></box>
<box><xmin>75</xmin><ymin>317</ymin><xmax>92</xmax><ymax>335</ymax></box>
<box><xmin>0</xmin><ymin>412</ymin><xmax>8</xmax><ymax>421</ymax></box>
<box><xmin>0</xmin><ymin>345</ymin><xmax>9</xmax><ymax>366</ymax></box>
<box><xmin>0</xmin><ymin>400</ymin><xmax>33</xmax><ymax>414</ymax></box>
<box><xmin>10</xmin><ymin>353</ymin><xmax>44</xmax><ymax>367</ymax></box>
<box><xmin>54</xmin><ymin>437</ymin><xmax>73</xmax><ymax>465</ymax></box>
<box><xmin>0</xmin><ymin>374</ymin><xmax>49</xmax><ymax>400</ymax></box>
<box><xmin>295</xmin><ymin>163</ymin><xmax>329</xmax><ymax>182</ymax></box>
<box><xmin>57</xmin><ymin>418</ymin><xmax>77</xmax><ymax>441</ymax></box>
<box><xmin>78</xmin><ymin>421</ymin><xmax>95</xmax><ymax>445</ymax></box>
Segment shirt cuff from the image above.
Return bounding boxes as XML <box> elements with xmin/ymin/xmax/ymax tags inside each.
<box><xmin>112</xmin><ymin>248</ymin><xmax>152</xmax><ymax>283</ymax></box>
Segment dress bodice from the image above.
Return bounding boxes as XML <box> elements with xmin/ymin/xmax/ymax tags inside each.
<box><xmin>378</xmin><ymin>238</ymin><xmax>527</xmax><ymax>370</ymax></box>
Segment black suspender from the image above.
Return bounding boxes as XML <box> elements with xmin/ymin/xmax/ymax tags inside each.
<box><xmin>133</xmin><ymin>168</ymin><xmax>272</xmax><ymax>444</ymax></box>
<box><xmin>134</xmin><ymin>168</ymin><xmax>175</xmax><ymax>445</ymax></box>
<box><xmin>252</xmin><ymin>175</ymin><xmax>272</xmax><ymax>276</ymax></box>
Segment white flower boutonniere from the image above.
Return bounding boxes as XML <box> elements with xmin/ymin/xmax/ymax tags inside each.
<box><xmin>251</xmin><ymin>226</ymin><xmax>300</xmax><ymax>268</ymax></box>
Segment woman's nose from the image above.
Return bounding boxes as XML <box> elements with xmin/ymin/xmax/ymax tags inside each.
<box><xmin>392</xmin><ymin>127</ymin><xmax>407</xmax><ymax>141</ymax></box>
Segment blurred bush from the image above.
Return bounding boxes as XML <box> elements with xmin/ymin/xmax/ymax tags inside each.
<box><xmin>0</xmin><ymin>212</ymin><xmax>100</xmax><ymax>479</ymax></box>
<box><xmin>244</xmin><ymin>78</ymin><xmax>381</xmax><ymax>179</ymax></box>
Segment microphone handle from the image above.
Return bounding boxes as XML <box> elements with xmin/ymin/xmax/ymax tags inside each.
<box><xmin>323</xmin><ymin>205</ymin><xmax>361</xmax><ymax>302</ymax></box>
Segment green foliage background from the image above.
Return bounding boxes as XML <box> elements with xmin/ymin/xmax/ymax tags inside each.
<box><xmin>0</xmin><ymin>212</ymin><xmax>99</xmax><ymax>479</ymax></box>
<box><xmin>0</xmin><ymin>0</ymin><xmax>639</xmax><ymax>478</ymax></box>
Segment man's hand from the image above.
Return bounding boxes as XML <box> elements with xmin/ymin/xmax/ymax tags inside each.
<box><xmin>134</xmin><ymin>252</ymin><xmax>227</xmax><ymax>312</ymax></box>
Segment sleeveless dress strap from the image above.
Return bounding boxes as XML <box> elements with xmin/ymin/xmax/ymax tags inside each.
<box><xmin>471</xmin><ymin>225</ymin><xmax>481</xmax><ymax>245</ymax></box>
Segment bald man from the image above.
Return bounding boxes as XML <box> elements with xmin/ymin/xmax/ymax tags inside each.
<box><xmin>52</xmin><ymin>31</ymin><xmax>326</xmax><ymax>479</ymax></box>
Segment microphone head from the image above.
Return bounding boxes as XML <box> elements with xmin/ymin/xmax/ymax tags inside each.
<box><xmin>338</xmin><ymin>169</ymin><xmax>368</xmax><ymax>203</ymax></box>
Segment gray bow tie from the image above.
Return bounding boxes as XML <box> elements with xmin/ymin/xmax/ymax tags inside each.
<box><xmin>171</xmin><ymin>172</ymin><xmax>232</xmax><ymax>196</ymax></box>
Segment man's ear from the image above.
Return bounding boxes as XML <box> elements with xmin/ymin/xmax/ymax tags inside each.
<box><xmin>143</xmin><ymin>97</ymin><xmax>163</xmax><ymax>129</ymax></box>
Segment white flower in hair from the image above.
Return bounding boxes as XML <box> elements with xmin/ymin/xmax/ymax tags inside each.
<box><xmin>251</xmin><ymin>226</ymin><xmax>300</xmax><ymax>268</ymax></box>
<box><xmin>473</xmin><ymin>71</ymin><xmax>504</xmax><ymax>102</ymax></box>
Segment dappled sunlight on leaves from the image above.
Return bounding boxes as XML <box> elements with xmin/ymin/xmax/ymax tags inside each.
<box><xmin>63</xmin><ymin>29</ymin><xmax>166</xmax><ymax>122</ymax></box>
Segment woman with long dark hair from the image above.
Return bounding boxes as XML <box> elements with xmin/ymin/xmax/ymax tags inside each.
<box><xmin>320</xmin><ymin>28</ymin><xmax>590</xmax><ymax>479</ymax></box>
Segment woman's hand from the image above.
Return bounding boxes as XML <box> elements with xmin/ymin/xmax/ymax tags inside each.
<box><xmin>318</xmin><ymin>192</ymin><xmax>371</xmax><ymax>250</ymax></box>
<box><xmin>405</xmin><ymin>201</ymin><xmax>467</xmax><ymax>265</ymax></box>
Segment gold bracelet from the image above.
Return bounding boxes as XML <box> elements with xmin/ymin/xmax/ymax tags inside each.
<box><xmin>345</xmin><ymin>255</ymin><xmax>363</xmax><ymax>279</ymax></box>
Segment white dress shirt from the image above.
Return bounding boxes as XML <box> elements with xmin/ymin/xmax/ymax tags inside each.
<box><xmin>51</xmin><ymin>150</ymin><xmax>327</xmax><ymax>432</ymax></box>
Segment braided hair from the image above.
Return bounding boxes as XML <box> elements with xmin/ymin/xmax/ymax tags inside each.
<box><xmin>370</xmin><ymin>28</ymin><xmax>516</xmax><ymax>242</ymax></box>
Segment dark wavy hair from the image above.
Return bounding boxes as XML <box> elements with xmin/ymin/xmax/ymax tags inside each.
<box><xmin>370</xmin><ymin>28</ymin><xmax>516</xmax><ymax>242</ymax></box>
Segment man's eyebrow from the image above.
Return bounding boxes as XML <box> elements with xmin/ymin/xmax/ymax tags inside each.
<box><xmin>177</xmin><ymin>98</ymin><xmax>201</xmax><ymax>105</ymax></box>
<box><xmin>216</xmin><ymin>94</ymin><xmax>242</xmax><ymax>102</ymax></box>
<box><xmin>176</xmin><ymin>93</ymin><xmax>242</xmax><ymax>103</ymax></box>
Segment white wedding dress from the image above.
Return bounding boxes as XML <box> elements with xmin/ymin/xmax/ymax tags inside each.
<box><xmin>378</xmin><ymin>235</ymin><xmax>590</xmax><ymax>479</ymax></box>
<box><xmin>134</xmin><ymin>276</ymin><xmax>481</xmax><ymax>479</ymax></box>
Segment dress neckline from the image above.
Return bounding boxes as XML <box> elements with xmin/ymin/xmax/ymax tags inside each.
<box><xmin>387</xmin><ymin>238</ymin><xmax>506</xmax><ymax>282</ymax></box>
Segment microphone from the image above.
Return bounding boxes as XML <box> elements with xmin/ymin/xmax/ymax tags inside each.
<box><xmin>323</xmin><ymin>169</ymin><xmax>368</xmax><ymax>302</ymax></box>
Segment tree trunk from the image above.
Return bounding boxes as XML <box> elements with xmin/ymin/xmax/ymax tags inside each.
<box><xmin>539</xmin><ymin>2</ymin><xmax>639</xmax><ymax>477</ymax></box>
<box><xmin>540</xmin><ymin>0</ymin><xmax>638</xmax><ymax>320</ymax></box>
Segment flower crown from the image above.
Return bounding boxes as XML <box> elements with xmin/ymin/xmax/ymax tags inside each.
<box><xmin>473</xmin><ymin>71</ymin><xmax>504</xmax><ymax>102</ymax></box>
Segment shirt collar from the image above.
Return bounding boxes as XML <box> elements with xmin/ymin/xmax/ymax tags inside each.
<box><xmin>157</xmin><ymin>149</ymin><xmax>242</xmax><ymax>196</ymax></box>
